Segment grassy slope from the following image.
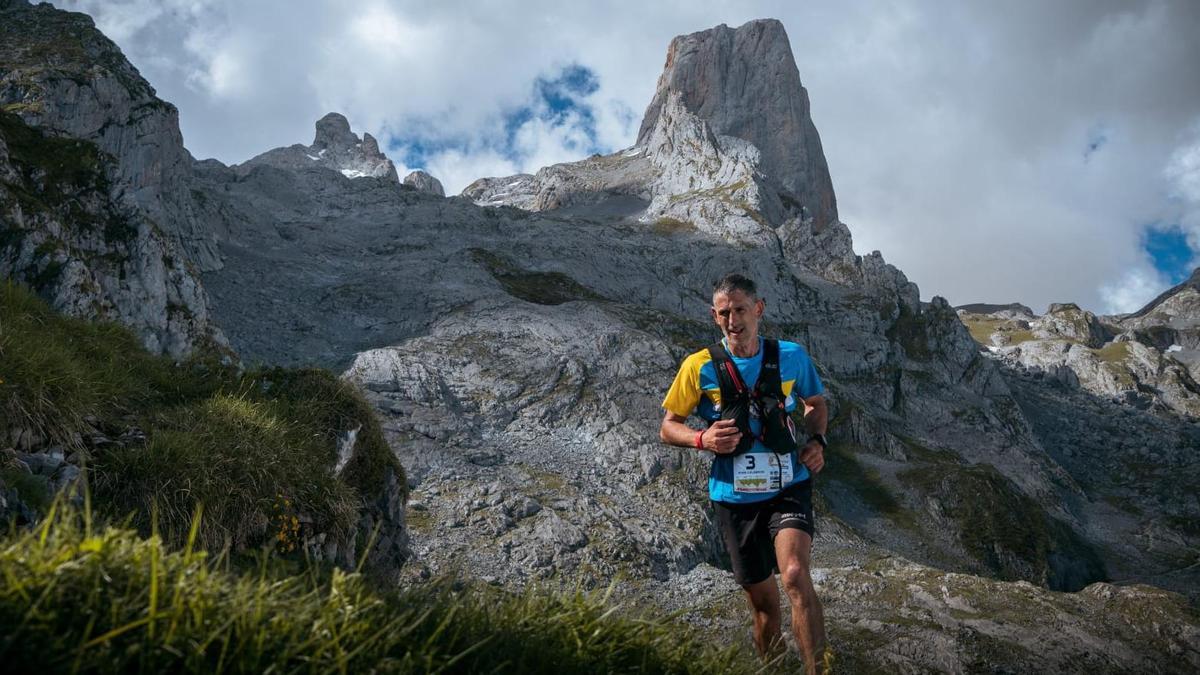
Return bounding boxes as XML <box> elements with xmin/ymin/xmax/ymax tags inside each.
<box><xmin>0</xmin><ymin>280</ymin><xmax>401</xmax><ymax>552</ymax></box>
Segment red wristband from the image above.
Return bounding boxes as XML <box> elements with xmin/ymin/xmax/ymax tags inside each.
<box><xmin>694</xmin><ymin>429</ymin><xmax>705</xmax><ymax>449</ymax></box>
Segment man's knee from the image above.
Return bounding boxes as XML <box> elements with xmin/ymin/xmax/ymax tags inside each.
<box><xmin>780</xmin><ymin>561</ymin><xmax>813</xmax><ymax>599</ymax></box>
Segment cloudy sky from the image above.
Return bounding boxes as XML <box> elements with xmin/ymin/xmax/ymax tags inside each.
<box><xmin>54</xmin><ymin>0</ymin><xmax>1200</xmax><ymax>314</ymax></box>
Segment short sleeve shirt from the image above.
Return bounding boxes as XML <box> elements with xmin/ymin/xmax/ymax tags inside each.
<box><xmin>662</xmin><ymin>337</ymin><xmax>824</xmax><ymax>503</ymax></box>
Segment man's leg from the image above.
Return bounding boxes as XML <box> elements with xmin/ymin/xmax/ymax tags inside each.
<box><xmin>775</xmin><ymin>528</ymin><xmax>827</xmax><ymax>673</ymax></box>
<box><xmin>741</xmin><ymin>576</ymin><xmax>784</xmax><ymax>658</ymax></box>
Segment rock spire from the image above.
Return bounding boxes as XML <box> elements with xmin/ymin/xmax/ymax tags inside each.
<box><xmin>636</xmin><ymin>19</ymin><xmax>837</xmax><ymax>228</ymax></box>
<box><xmin>239</xmin><ymin>112</ymin><xmax>399</xmax><ymax>182</ymax></box>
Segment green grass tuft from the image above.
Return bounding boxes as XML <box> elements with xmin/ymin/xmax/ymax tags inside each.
<box><xmin>959</xmin><ymin>315</ymin><xmax>1035</xmax><ymax>346</ymax></box>
<box><xmin>1093</xmin><ymin>341</ymin><xmax>1130</xmax><ymax>364</ymax></box>
<box><xmin>0</xmin><ymin>279</ymin><xmax>226</xmax><ymax>449</ymax></box>
<box><xmin>0</xmin><ymin>503</ymin><xmax>756</xmax><ymax>674</ymax></box>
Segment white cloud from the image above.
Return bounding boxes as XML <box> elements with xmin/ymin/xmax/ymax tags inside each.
<box><xmin>49</xmin><ymin>0</ymin><xmax>1200</xmax><ymax>313</ymax></box>
<box><xmin>423</xmin><ymin>148</ymin><xmax>518</xmax><ymax>196</ymax></box>
<box><xmin>1099</xmin><ymin>267</ymin><xmax>1171</xmax><ymax>315</ymax></box>
<box><xmin>1166</xmin><ymin>122</ymin><xmax>1200</xmax><ymax>241</ymax></box>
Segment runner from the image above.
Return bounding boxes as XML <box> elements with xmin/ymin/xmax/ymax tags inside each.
<box><xmin>659</xmin><ymin>273</ymin><xmax>831</xmax><ymax>674</ymax></box>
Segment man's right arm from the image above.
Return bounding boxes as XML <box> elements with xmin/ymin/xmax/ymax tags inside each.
<box><xmin>660</xmin><ymin>412</ymin><xmax>741</xmax><ymax>454</ymax></box>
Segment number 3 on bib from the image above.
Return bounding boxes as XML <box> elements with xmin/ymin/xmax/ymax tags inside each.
<box><xmin>733</xmin><ymin>452</ymin><xmax>793</xmax><ymax>493</ymax></box>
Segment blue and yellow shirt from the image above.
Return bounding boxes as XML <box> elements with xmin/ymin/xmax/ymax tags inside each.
<box><xmin>662</xmin><ymin>337</ymin><xmax>824</xmax><ymax>503</ymax></box>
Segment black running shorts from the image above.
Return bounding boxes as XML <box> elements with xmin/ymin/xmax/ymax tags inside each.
<box><xmin>712</xmin><ymin>479</ymin><xmax>815</xmax><ymax>586</ymax></box>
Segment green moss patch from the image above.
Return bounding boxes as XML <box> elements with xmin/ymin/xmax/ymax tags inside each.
<box><xmin>1093</xmin><ymin>341</ymin><xmax>1130</xmax><ymax>364</ymax></box>
<box><xmin>959</xmin><ymin>315</ymin><xmax>1035</xmax><ymax>346</ymax></box>
<box><xmin>899</xmin><ymin>462</ymin><xmax>1105</xmax><ymax>590</ymax></box>
<box><xmin>0</xmin><ymin>466</ymin><xmax>51</xmax><ymax>514</ymax></box>
<box><xmin>822</xmin><ymin>441</ymin><xmax>916</xmax><ymax>529</ymax></box>
<box><xmin>0</xmin><ymin>110</ymin><xmax>108</xmax><ymax>199</ymax></box>
<box><xmin>470</xmin><ymin>248</ymin><xmax>605</xmax><ymax>306</ymax></box>
<box><xmin>651</xmin><ymin>216</ymin><xmax>695</xmax><ymax>235</ymax></box>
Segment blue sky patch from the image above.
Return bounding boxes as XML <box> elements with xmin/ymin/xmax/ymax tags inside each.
<box><xmin>1143</xmin><ymin>224</ymin><xmax>1194</xmax><ymax>284</ymax></box>
<box><xmin>386</xmin><ymin>63</ymin><xmax>606</xmax><ymax>170</ymax></box>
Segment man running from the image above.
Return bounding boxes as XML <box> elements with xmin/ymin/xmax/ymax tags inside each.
<box><xmin>659</xmin><ymin>273</ymin><xmax>830</xmax><ymax>673</ymax></box>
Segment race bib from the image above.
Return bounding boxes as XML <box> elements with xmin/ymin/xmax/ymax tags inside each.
<box><xmin>733</xmin><ymin>452</ymin><xmax>793</xmax><ymax>493</ymax></box>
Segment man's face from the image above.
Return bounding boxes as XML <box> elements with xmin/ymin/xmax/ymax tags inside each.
<box><xmin>711</xmin><ymin>289</ymin><xmax>764</xmax><ymax>353</ymax></box>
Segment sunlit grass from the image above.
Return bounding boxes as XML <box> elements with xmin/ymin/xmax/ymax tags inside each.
<box><xmin>0</xmin><ymin>502</ymin><xmax>761</xmax><ymax>674</ymax></box>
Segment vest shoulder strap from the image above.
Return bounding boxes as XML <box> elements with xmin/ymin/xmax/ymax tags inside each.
<box><xmin>706</xmin><ymin>342</ymin><xmax>746</xmax><ymax>398</ymax></box>
<box><xmin>754</xmin><ymin>339</ymin><xmax>784</xmax><ymax>398</ymax></box>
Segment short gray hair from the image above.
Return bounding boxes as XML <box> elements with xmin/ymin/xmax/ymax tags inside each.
<box><xmin>713</xmin><ymin>273</ymin><xmax>758</xmax><ymax>300</ymax></box>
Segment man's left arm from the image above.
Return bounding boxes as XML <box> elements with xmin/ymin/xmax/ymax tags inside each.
<box><xmin>798</xmin><ymin>394</ymin><xmax>827</xmax><ymax>474</ymax></box>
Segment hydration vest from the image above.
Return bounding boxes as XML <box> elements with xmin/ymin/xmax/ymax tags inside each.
<box><xmin>706</xmin><ymin>339</ymin><xmax>800</xmax><ymax>457</ymax></box>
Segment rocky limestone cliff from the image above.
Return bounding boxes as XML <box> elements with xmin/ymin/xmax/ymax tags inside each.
<box><xmin>462</xmin><ymin>42</ymin><xmax>909</xmax><ymax>305</ymax></box>
<box><xmin>0</xmin><ymin>0</ymin><xmax>225</xmax><ymax>272</ymax></box>
<box><xmin>239</xmin><ymin>113</ymin><xmax>399</xmax><ymax>182</ymax></box>
<box><xmin>184</xmin><ymin>14</ymin><xmax>1149</xmax><ymax>605</ymax></box>
<box><xmin>1112</xmin><ymin>267</ymin><xmax>1200</xmax><ymax>382</ymax></box>
<box><xmin>960</xmin><ymin>284</ymin><xmax>1200</xmax><ymax>418</ymax></box>
<box><xmin>460</xmin><ymin>174</ymin><xmax>537</xmax><ymax>208</ymax></box>
<box><xmin>1117</xmin><ymin>267</ymin><xmax>1200</xmax><ymax>331</ymax></box>
<box><xmin>0</xmin><ymin>110</ymin><xmax>224</xmax><ymax>356</ymax></box>
<box><xmin>637</xmin><ymin>19</ymin><xmax>837</xmax><ymax>229</ymax></box>
<box><xmin>956</xmin><ymin>301</ymin><xmax>1035</xmax><ymax>318</ymax></box>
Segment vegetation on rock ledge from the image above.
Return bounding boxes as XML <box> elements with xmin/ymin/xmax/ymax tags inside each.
<box><xmin>0</xmin><ymin>281</ymin><xmax>402</xmax><ymax>554</ymax></box>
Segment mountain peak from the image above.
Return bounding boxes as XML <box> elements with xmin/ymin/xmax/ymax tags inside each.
<box><xmin>240</xmin><ymin>112</ymin><xmax>399</xmax><ymax>182</ymax></box>
<box><xmin>636</xmin><ymin>18</ymin><xmax>837</xmax><ymax>228</ymax></box>
<box><xmin>313</xmin><ymin>112</ymin><xmax>357</xmax><ymax>151</ymax></box>
<box><xmin>402</xmin><ymin>170</ymin><xmax>445</xmax><ymax>197</ymax></box>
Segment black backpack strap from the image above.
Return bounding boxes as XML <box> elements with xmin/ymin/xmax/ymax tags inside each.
<box><xmin>754</xmin><ymin>339</ymin><xmax>783</xmax><ymax>399</ymax></box>
<box><xmin>707</xmin><ymin>342</ymin><xmax>743</xmax><ymax>391</ymax></box>
<box><xmin>706</xmin><ymin>342</ymin><xmax>746</xmax><ymax>412</ymax></box>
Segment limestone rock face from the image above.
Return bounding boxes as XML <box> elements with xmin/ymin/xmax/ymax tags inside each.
<box><xmin>1118</xmin><ymin>267</ymin><xmax>1200</xmax><ymax>330</ymax></box>
<box><xmin>640</xmin><ymin>91</ymin><xmax>787</xmax><ymax>248</ymax></box>
<box><xmin>402</xmin><ymin>170</ymin><xmax>444</xmax><ymax>197</ymax></box>
<box><xmin>1111</xmin><ymin>267</ymin><xmax>1200</xmax><ymax>383</ymax></box>
<box><xmin>460</xmin><ymin>174</ymin><xmax>536</xmax><ymax>208</ymax></box>
<box><xmin>1031</xmin><ymin>302</ymin><xmax>1112</xmax><ymax>347</ymax></box>
<box><xmin>0</xmin><ymin>1</ymin><xmax>224</xmax><ymax>271</ymax></box>
<box><xmin>636</xmin><ymin>19</ymin><xmax>837</xmax><ymax>229</ymax></box>
<box><xmin>238</xmin><ymin>113</ymin><xmax>399</xmax><ymax>182</ymax></box>
<box><xmin>956</xmin><ymin>302</ymin><xmax>1035</xmax><ymax>319</ymax></box>
<box><xmin>961</xmin><ymin>290</ymin><xmax>1200</xmax><ymax>418</ymax></box>
<box><xmin>0</xmin><ymin>111</ymin><xmax>226</xmax><ymax>357</ymax></box>
<box><xmin>457</xmin><ymin>87</ymin><xmax>915</xmax><ymax>306</ymax></box>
